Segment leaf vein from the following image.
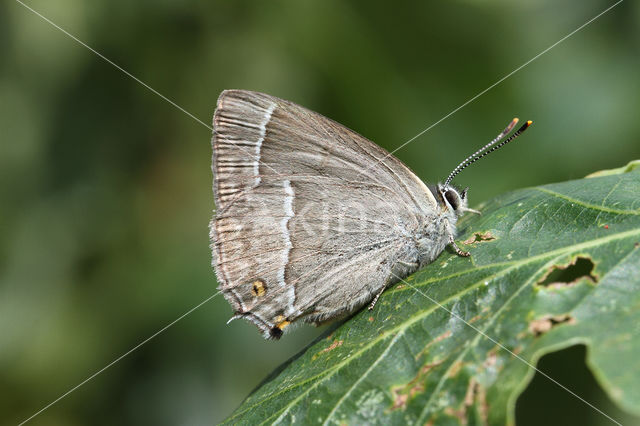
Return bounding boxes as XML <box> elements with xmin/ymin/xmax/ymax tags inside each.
<box><xmin>536</xmin><ymin>187</ymin><xmax>639</xmax><ymax>216</ymax></box>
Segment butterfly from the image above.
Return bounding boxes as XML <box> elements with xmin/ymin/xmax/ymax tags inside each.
<box><xmin>210</xmin><ymin>90</ymin><xmax>531</xmax><ymax>339</ymax></box>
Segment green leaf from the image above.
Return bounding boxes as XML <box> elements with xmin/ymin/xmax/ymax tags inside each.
<box><xmin>585</xmin><ymin>160</ymin><xmax>640</xmax><ymax>178</ymax></box>
<box><xmin>223</xmin><ymin>165</ymin><xmax>640</xmax><ymax>425</ymax></box>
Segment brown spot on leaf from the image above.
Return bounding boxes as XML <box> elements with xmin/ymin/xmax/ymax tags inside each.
<box><xmin>529</xmin><ymin>314</ymin><xmax>575</xmax><ymax>337</ymax></box>
<box><xmin>516</xmin><ymin>330</ymin><xmax>528</xmax><ymax>340</ymax></box>
<box><xmin>464</xmin><ymin>378</ymin><xmax>478</xmax><ymax>406</ymax></box>
<box><xmin>448</xmin><ymin>361</ymin><xmax>465</xmax><ymax>378</ymax></box>
<box><xmin>537</xmin><ymin>256</ymin><xmax>598</xmax><ymax>288</ymax></box>
<box><xmin>396</xmin><ymin>284</ymin><xmax>406</xmax><ymax>290</ymax></box>
<box><xmin>392</xmin><ymin>393</ymin><xmax>408</xmax><ymax>411</ymax></box>
<box><xmin>444</xmin><ymin>406</ymin><xmax>467</xmax><ymax>425</ymax></box>
<box><xmin>416</xmin><ymin>330</ymin><xmax>453</xmax><ymax>360</ymax></box>
<box><xmin>476</xmin><ymin>382</ymin><xmax>489</xmax><ymax>423</ymax></box>
<box><xmin>463</xmin><ymin>231</ymin><xmax>496</xmax><ymax>245</ymax></box>
<box><xmin>368</xmin><ymin>316</ymin><xmax>374</xmax><ymax>322</ymax></box>
<box><xmin>443</xmin><ymin>378</ymin><xmax>480</xmax><ymax>426</ymax></box>
<box><xmin>390</xmin><ymin>361</ymin><xmax>443</xmax><ymax>411</ymax></box>
<box><xmin>435</xmin><ymin>330</ymin><xmax>452</xmax><ymax>343</ymax></box>
<box><xmin>444</xmin><ymin>378</ymin><xmax>489</xmax><ymax>425</ymax></box>
<box><xmin>635</xmin><ymin>242</ymin><xmax>639</xmax><ymax>248</ymax></box>
<box><xmin>417</xmin><ymin>330</ymin><xmax>453</xmax><ymax>360</ymax></box>
<box><xmin>321</xmin><ymin>339</ymin><xmax>343</xmax><ymax>353</ymax></box>
<box><xmin>469</xmin><ymin>315</ymin><xmax>482</xmax><ymax>323</ymax></box>
<box><xmin>484</xmin><ymin>350</ymin><xmax>498</xmax><ymax>369</ymax></box>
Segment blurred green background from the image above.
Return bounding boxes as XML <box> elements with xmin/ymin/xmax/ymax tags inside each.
<box><xmin>1</xmin><ymin>1</ymin><xmax>639</xmax><ymax>424</ymax></box>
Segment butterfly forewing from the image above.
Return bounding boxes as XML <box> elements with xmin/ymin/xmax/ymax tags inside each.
<box><xmin>211</xmin><ymin>90</ymin><xmax>437</xmax><ymax>338</ymax></box>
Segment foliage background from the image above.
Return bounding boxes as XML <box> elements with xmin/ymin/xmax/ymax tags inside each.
<box><xmin>1</xmin><ymin>0</ymin><xmax>638</xmax><ymax>424</ymax></box>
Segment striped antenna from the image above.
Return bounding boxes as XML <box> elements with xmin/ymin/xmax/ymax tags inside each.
<box><xmin>444</xmin><ymin>119</ymin><xmax>532</xmax><ymax>187</ymax></box>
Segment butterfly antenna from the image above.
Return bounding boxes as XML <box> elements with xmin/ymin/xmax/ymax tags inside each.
<box><xmin>444</xmin><ymin>119</ymin><xmax>532</xmax><ymax>187</ymax></box>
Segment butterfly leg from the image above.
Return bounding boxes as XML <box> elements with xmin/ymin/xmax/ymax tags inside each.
<box><xmin>448</xmin><ymin>234</ymin><xmax>470</xmax><ymax>257</ymax></box>
<box><xmin>444</xmin><ymin>219</ymin><xmax>470</xmax><ymax>257</ymax></box>
<box><xmin>368</xmin><ymin>260</ymin><xmax>419</xmax><ymax>311</ymax></box>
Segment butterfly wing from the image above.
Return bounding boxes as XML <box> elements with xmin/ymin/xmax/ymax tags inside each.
<box><xmin>211</xmin><ymin>90</ymin><xmax>438</xmax><ymax>338</ymax></box>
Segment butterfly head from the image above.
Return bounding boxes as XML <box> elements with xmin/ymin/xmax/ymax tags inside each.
<box><xmin>435</xmin><ymin>184</ymin><xmax>474</xmax><ymax>217</ymax></box>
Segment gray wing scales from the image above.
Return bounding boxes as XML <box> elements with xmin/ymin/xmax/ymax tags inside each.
<box><xmin>211</xmin><ymin>90</ymin><xmax>433</xmax><ymax>338</ymax></box>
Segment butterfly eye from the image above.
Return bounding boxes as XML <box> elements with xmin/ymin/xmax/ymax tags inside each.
<box><xmin>444</xmin><ymin>189</ymin><xmax>461</xmax><ymax>210</ymax></box>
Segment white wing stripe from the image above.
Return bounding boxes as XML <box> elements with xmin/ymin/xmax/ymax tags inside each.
<box><xmin>254</xmin><ymin>103</ymin><xmax>276</xmax><ymax>185</ymax></box>
<box><xmin>279</xmin><ymin>179</ymin><xmax>296</xmax><ymax>316</ymax></box>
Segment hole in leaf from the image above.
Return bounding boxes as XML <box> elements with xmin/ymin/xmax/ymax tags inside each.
<box><xmin>537</xmin><ymin>256</ymin><xmax>597</xmax><ymax>288</ymax></box>
<box><xmin>529</xmin><ymin>314</ymin><xmax>575</xmax><ymax>337</ymax></box>
<box><xmin>462</xmin><ymin>231</ymin><xmax>496</xmax><ymax>245</ymax></box>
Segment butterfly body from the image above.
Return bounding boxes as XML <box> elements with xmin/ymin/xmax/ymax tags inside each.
<box><xmin>210</xmin><ymin>90</ymin><xmax>502</xmax><ymax>339</ymax></box>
